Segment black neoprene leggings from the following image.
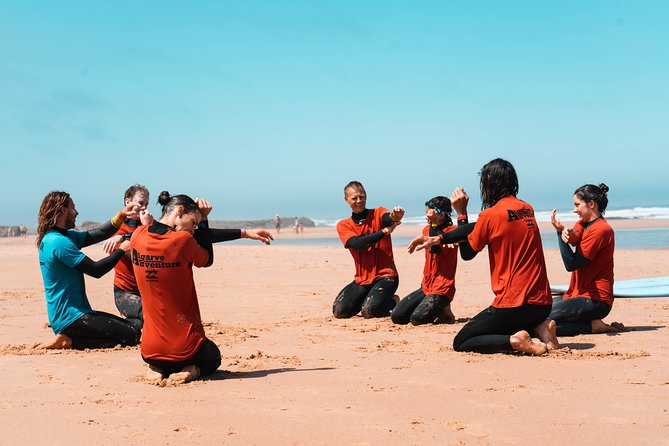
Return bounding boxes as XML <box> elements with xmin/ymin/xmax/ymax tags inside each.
<box><xmin>453</xmin><ymin>304</ymin><xmax>551</xmax><ymax>353</ymax></box>
<box><xmin>113</xmin><ymin>285</ymin><xmax>143</xmax><ymax>330</ymax></box>
<box><xmin>332</xmin><ymin>276</ymin><xmax>399</xmax><ymax>319</ymax></box>
<box><xmin>142</xmin><ymin>338</ymin><xmax>222</xmax><ymax>378</ymax></box>
<box><xmin>62</xmin><ymin>311</ymin><xmax>141</xmax><ymax>350</ymax></box>
<box><xmin>391</xmin><ymin>288</ymin><xmax>450</xmax><ymax>325</ymax></box>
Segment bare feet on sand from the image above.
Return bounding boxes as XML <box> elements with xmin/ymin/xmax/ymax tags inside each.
<box><xmin>510</xmin><ymin>330</ymin><xmax>547</xmax><ymax>356</ymax></box>
<box><xmin>166</xmin><ymin>365</ymin><xmax>200</xmax><ymax>386</ymax></box>
<box><xmin>591</xmin><ymin>319</ymin><xmax>626</xmax><ymax>333</ymax></box>
<box><xmin>145</xmin><ymin>365</ymin><xmax>164</xmax><ymax>385</ymax></box>
<box><xmin>533</xmin><ymin>319</ymin><xmax>560</xmax><ymax>350</ymax></box>
<box><xmin>39</xmin><ymin>333</ymin><xmax>72</xmax><ymax>349</ymax></box>
<box><xmin>435</xmin><ymin>305</ymin><xmax>456</xmax><ymax>324</ymax></box>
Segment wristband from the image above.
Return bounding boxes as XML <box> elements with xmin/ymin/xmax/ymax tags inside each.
<box><xmin>457</xmin><ymin>215</ymin><xmax>468</xmax><ymax>221</ymax></box>
<box><xmin>240</xmin><ymin>229</ymin><xmax>247</xmax><ymax>238</ymax></box>
<box><xmin>110</xmin><ymin>211</ymin><xmax>126</xmax><ymax>229</ymax></box>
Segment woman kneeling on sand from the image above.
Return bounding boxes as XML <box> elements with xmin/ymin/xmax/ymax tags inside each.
<box><xmin>408</xmin><ymin>159</ymin><xmax>558</xmax><ymax>355</ymax></box>
<box><xmin>392</xmin><ymin>194</ymin><xmax>475</xmax><ymax>325</ymax></box>
<box><xmin>549</xmin><ymin>183</ymin><xmax>623</xmax><ymax>335</ymax></box>
<box><xmin>130</xmin><ymin>192</ymin><xmax>219</xmax><ymax>385</ymax></box>
<box><xmin>131</xmin><ymin>191</ymin><xmax>272</xmax><ymax>385</ymax></box>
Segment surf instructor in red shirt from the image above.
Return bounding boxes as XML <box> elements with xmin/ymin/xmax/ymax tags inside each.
<box><xmin>334</xmin><ymin>181</ymin><xmax>404</xmax><ymax>319</ymax></box>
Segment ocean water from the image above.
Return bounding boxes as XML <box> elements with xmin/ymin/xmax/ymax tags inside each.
<box><xmin>246</xmin><ymin>206</ymin><xmax>669</xmax><ymax>250</ymax></box>
<box><xmin>311</xmin><ymin>206</ymin><xmax>669</xmax><ymax>227</ymax></box>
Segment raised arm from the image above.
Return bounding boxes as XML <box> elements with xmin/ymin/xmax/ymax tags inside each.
<box><xmin>81</xmin><ymin>202</ymin><xmax>140</xmax><ymax>247</ymax></box>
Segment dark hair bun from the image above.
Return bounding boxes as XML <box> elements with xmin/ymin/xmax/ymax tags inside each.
<box><xmin>158</xmin><ymin>190</ymin><xmax>171</xmax><ymax>206</ymax></box>
<box><xmin>599</xmin><ymin>183</ymin><xmax>609</xmax><ymax>194</ymax></box>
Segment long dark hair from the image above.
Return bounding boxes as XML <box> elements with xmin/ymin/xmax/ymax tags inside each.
<box><xmin>479</xmin><ymin>158</ymin><xmax>519</xmax><ymax>209</ymax></box>
<box><xmin>574</xmin><ymin>183</ymin><xmax>609</xmax><ymax>214</ymax></box>
<box><xmin>157</xmin><ymin>191</ymin><xmax>200</xmax><ymax>217</ymax></box>
<box><xmin>36</xmin><ymin>191</ymin><xmax>70</xmax><ymax>248</ymax></box>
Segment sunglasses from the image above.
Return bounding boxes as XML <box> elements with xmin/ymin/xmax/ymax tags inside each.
<box><xmin>425</xmin><ymin>200</ymin><xmax>442</xmax><ymax>214</ymax></box>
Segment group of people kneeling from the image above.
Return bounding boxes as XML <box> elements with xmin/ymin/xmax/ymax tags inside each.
<box><xmin>37</xmin><ymin>186</ymin><xmax>272</xmax><ymax>384</ymax></box>
<box><xmin>333</xmin><ymin>158</ymin><xmax>621</xmax><ymax>356</ymax></box>
<box><xmin>36</xmin><ymin>157</ymin><xmax>620</xmax><ymax>384</ymax></box>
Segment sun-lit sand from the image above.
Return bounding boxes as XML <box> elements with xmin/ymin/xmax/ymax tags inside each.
<box><xmin>1</xmin><ymin>222</ymin><xmax>668</xmax><ymax>444</ymax></box>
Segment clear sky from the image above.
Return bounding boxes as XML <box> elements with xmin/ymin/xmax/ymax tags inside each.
<box><xmin>1</xmin><ymin>1</ymin><xmax>668</xmax><ymax>226</ymax></box>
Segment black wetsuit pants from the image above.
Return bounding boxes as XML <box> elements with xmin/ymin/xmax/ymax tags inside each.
<box><xmin>453</xmin><ymin>304</ymin><xmax>551</xmax><ymax>353</ymax></box>
<box><xmin>391</xmin><ymin>288</ymin><xmax>450</xmax><ymax>325</ymax></box>
<box><xmin>114</xmin><ymin>285</ymin><xmax>143</xmax><ymax>330</ymax></box>
<box><xmin>333</xmin><ymin>276</ymin><xmax>399</xmax><ymax>319</ymax></box>
<box><xmin>62</xmin><ymin>311</ymin><xmax>141</xmax><ymax>350</ymax></box>
<box><xmin>142</xmin><ymin>338</ymin><xmax>222</xmax><ymax>378</ymax></box>
<box><xmin>548</xmin><ymin>296</ymin><xmax>612</xmax><ymax>336</ymax></box>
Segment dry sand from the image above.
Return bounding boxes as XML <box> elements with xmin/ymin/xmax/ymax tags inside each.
<box><xmin>1</xmin><ymin>223</ymin><xmax>668</xmax><ymax>445</ymax></box>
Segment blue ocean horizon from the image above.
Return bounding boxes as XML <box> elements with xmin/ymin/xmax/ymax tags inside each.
<box><xmin>251</xmin><ymin>205</ymin><xmax>669</xmax><ymax>250</ymax></box>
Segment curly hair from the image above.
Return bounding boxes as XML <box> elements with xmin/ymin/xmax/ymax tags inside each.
<box><xmin>36</xmin><ymin>191</ymin><xmax>71</xmax><ymax>248</ymax></box>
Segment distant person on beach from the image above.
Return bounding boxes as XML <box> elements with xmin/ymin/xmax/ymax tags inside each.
<box><xmin>294</xmin><ymin>217</ymin><xmax>299</xmax><ymax>234</ymax></box>
<box><xmin>274</xmin><ymin>214</ymin><xmax>282</xmax><ymax>233</ymax></box>
<box><xmin>131</xmin><ymin>191</ymin><xmax>273</xmax><ymax>385</ymax></box>
<box><xmin>19</xmin><ymin>224</ymin><xmax>27</xmax><ymax>237</ymax></box>
<box><xmin>333</xmin><ymin>181</ymin><xmax>404</xmax><ymax>319</ymax></box>
<box><xmin>392</xmin><ymin>194</ymin><xmax>476</xmax><ymax>325</ymax></box>
<box><xmin>408</xmin><ymin>159</ymin><xmax>558</xmax><ymax>355</ymax></box>
<box><xmin>549</xmin><ymin>183</ymin><xmax>623</xmax><ymax>335</ymax></box>
<box><xmin>36</xmin><ymin>191</ymin><xmax>142</xmax><ymax>350</ymax></box>
<box><xmin>101</xmin><ymin>185</ymin><xmax>153</xmax><ymax>330</ymax></box>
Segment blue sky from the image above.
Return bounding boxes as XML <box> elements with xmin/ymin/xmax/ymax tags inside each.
<box><xmin>1</xmin><ymin>1</ymin><xmax>668</xmax><ymax>225</ymax></box>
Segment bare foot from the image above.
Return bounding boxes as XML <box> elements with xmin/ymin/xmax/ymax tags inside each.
<box><xmin>166</xmin><ymin>365</ymin><xmax>200</xmax><ymax>386</ymax></box>
<box><xmin>39</xmin><ymin>333</ymin><xmax>72</xmax><ymax>349</ymax></box>
<box><xmin>435</xmin><ymin>305</ymin><xmax>456</xmax><ymax>324</ymax></box>
<box><xmin>591</xmin><ymin>319</ymin><xmax>626</xmax><ymax>333</ymax></box>
<box><xmin>145</xmin><ymin>365</ymin><xmax>164</xmax><ymax>385</ymax></box>
<box><xmin>533</xmin><ymin>319</ymin><xmax>560</xmax><ymax>350</ymax></box>
<box><xmin>509</xmin><ymin>330</ymin><xmax>547</xmax><ymax>356</ymax></box>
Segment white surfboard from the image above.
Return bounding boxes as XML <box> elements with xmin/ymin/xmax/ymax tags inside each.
<box><xmin>551</xmin><ymin>276</ymin><xmax>669</xmax><ymax>298</ymax></box>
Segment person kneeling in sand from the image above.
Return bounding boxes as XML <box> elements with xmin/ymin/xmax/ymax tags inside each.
<box><xmin>408</xmin><ymin>160</ymin><xmax>559</xmax><ymax>355</ymax></box>
<box><xmin>131</xmin><ymin>192</ymin><xmax>272</xmax><ymax>385</ymax></box>
<box><xmin>101</xmin><ymin>184</ymin><xmax>153</xmax><ymax>331</ymax></box>
<box><xmin>392</xmin><ymin>194</ymin><xmax>476</xmax><ymax>325</ymax></box>
<box><xmin>333</xmin><ymin>181</ymin><xmax>404</xmax><ymax>319</ymax></box>
<box><xmin>548</xmin><ymin>183</ymin><xmax>624</xmax><ymax>335</ymax></box>
<box><xmin>37</xmin><ymin>191</ymin><xmax>142</xmax><ymax>349</ymax></box>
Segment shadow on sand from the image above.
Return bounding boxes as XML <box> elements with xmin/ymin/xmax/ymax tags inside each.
<box><xmin>203</xmin><ymin>367</ymin><xmax>336</xmax><ymax>381</ymax></box>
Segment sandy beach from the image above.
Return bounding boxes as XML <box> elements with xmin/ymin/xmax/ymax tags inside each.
<box><xmin>1</xmin><ymin>222</ymin><xmax>668</xmax><ymax>445</ymax></box>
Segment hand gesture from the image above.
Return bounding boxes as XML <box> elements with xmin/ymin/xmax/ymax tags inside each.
<box><xmin>551</xmin><ymin>209</ymin><xmax>564</xmax><ymax>233</ymax></box>
<box><xmin>245</xmin><ymin>229</ymin><xmax>274</xmax><ymax>245</ymax></box>
<box><xmin>450</xmin><ymin>187</ymin><xmax>469</xmax><ymax>216</ymax></box>
<box><xmin>407</xmin><ymin>234</ymin><xmax>440</xmax><ymax>254</ymax></box>
<box><xmin>389</xmin><ymin>206</ymin><xmax>404</xmax><ymax>223</ymax></box>
<box><xmin>118</xmin><ymin>240</ymin><xmax>132</xmax><ymax>253</ymax></box>
<box><xmin>121</xmin><ymin>201</ymin><xmax>141</xmax><ymax>218</ymax></box>
<box><xmin>195</xmin><ymin>198</ymin><xmax>212</xmax><ymax>218</ymax></box>
<box><xmin>139</xmin><ymin>209</ymin><xmax>154</xmax><ymax>226</ymax></box>
<box><xmin>102</xmin><ymin>235</ymin><xmax>123</xmax><ymax>254</ymax></box>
